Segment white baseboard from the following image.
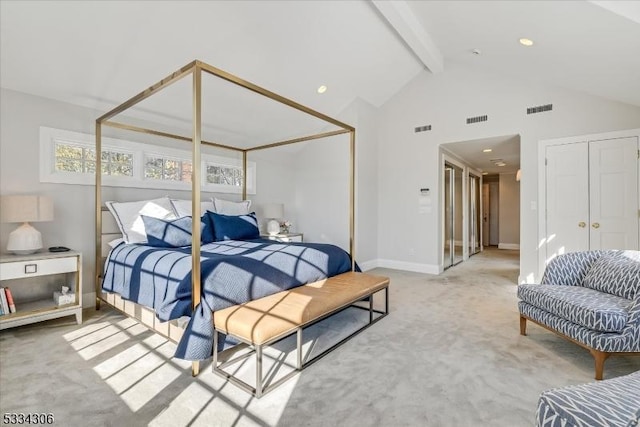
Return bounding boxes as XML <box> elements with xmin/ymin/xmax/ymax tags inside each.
<box><xmin>374</xmin><ymin>259</ymin><xmax>442</xmax><ymax>275</ymax></box>
<box><xmin>498</xmin><ymin>243</ymin><xmax>520</xmax><ymax>250</ymax></box>
<box><xmin>359</xmin><ymin>260</ymin><xmax>379</xmax><ymax>272</ymax></box>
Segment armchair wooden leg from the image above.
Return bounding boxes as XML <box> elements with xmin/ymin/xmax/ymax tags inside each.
<box><xmin>590</xmin><ymin>349</ymin><xmax>610</xmax><ymax>380</ymax></box>
<box><xmin>520</xmin><ymin>315</ymin><xmax>527</xmax><ymax>336</ymax></box>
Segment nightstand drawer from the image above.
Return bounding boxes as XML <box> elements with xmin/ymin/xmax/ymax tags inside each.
<box><xmin>0</xmin><ymin>256</ymin><xmax>77</xmax><ymax>280</ymax></box>
<box><xmin>261</xmin><ymin>233</ymin><xmax>303</xmax><ymax>243</ymax></box>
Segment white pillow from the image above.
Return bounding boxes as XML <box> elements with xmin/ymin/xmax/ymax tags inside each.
<box><xmin>170</xmin><ymin>199</ymin><xmax>216</xmax><ymax>218</ymax></box>
<box><xmin>105</xmin><ymin>197</ymin><xmax>177</xmax><ymax>243</ymax></box>
<box><xmin>212</xmin><ymin>197</ymin><xmax>251</xmax><ymax>215</ymax></box>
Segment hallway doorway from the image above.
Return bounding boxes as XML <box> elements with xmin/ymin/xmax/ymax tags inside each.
<box><xmin>440</xmin><ymin>134</ymin><xmax>521</xmax><ymax>272</ymax></box>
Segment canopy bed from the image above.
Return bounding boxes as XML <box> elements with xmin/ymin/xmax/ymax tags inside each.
<box><xmin>94</xmin><ymin>60</ymin><xmax>388</xmax><ymax>389</ymax></box>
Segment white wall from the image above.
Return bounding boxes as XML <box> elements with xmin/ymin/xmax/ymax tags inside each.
<box><xmin>498</xmin><ymin>172</ymin><xmax>520</xmax><ymax>249</ymax></box>
<box><xmin>291</xmin><ymin>97</ymin><xmax>380</xmax><ymax>268</ymax></box>
<box><xmin>376</xmin><ymin>62</ymin><xmax>640</xmax><ymax>281</ymax></box>
<box><xmin>293</xmin><ymin>136</ymin><xmax>350</xmax><ymax>249</ymax></box>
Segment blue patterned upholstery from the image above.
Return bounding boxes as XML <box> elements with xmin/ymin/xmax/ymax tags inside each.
<box><xmin>518</xmin><ymin>285</ymin><xmax>631</xmax><ymax>333</ymax></box>
<box><xmin>519</xmin><ymin>250</ymin><xmax>640</xmax><ymax>369</ymax></box>
<box><xmin>583</xmin><ymin>251</ymin><xmax>640</xmax><ymax>300</ymax></box>
<box><xmin>519</xmin><ymin>302</ymin><xmax>640</xmax><ymax>353</ymax></box>
<box><xmin>541</xmin><ymin>251</ymin><xmax>604</xmax><ymax>287</ymax></box>
<box><xmin>536</xmin><ymin>370</ymin><xmax>640</xmax><ymax>427</ymax></box>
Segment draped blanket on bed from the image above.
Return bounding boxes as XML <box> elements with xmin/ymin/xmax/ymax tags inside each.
<box><xmin>102</xmin><ymin>239</ymin><xmax>355</xmax><ymax>360</ymax></box>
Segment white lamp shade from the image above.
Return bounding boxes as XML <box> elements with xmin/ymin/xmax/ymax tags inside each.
<box><xmin>516</xmin><ymin>169</ymin><xmax>522</xmax><ymax>182</ymax></box>
<box><xmin>1</xmin><ymin>195</ymin><xmax>54</xmax><ymax>223</ymax></box>
<box><xmin>262</xmin><ymin>203</ymin><xmax>284</xmax><ymax>219</ymax></box>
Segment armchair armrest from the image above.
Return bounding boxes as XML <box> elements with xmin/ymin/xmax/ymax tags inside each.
<box><xmin>624</xmin><ymin>296</ymin><xmax>640</xmax><ymax>330</ymax></box>
<box><xmin>541</xmin><ymin>251</ymin><xmax>604</xmax><ymax>286</ymax></box>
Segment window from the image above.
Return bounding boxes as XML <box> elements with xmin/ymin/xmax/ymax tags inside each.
<box><xmin>54</xmin><ymin>142</ymin><xmax>134</xmax><ymax>176</ymax></box>
<box><xmin>206</xmin><ymin>164</ymin><xmax>243</xmax><ymax>187</ymax></box>
<box><xmin>102</xmin><ymin>151</ymin><xmax>134</xmax><ymax>177</ymax></box>
<box><xmin>40</xmin><ymin>126</ymin><xmax>256</xmax><ymax>194</ymax></box>
<box><xmin>54</xmin><ymin>142</ymin><xmax>92</xmax><ymax>173</ymax></box>
<box><xmin>145</xmin><ymin>156</ymin><xmax>192</xmax><ymax>182</ymax></box>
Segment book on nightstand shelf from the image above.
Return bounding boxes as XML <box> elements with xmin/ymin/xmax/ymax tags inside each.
<box><xmin>0</xmin><ymin>288</ymin><xmax>9</xmax><ymax>315</ymax></box>
<box><xmin>5</xmin><ymin>287</ymin><xmax>16</xmax><ymax>313</ymax></box>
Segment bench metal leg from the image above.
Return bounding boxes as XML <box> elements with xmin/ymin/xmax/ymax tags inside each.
<box><xmin>297</xmin><ymin>328</ymin><xmax>303</xmax><ymax>370</ymax></box>
<box><xmin>369</xmin><ymin>294</ymin><xmax>374</xmax><ymax>323</ymax></box>
<box><xmin>385</xmin><ymin>286</ymin><xmax>389</xmax><ymax>314</ymax></box>
<box><xmin>256</xmin><ymin>345</ymin><xmax>263</xmax><ymax>397</ymax></box>
<box><xmin>213</xmin><ymin>329</ymin><xmax>219</xmax><ymax>368</ymax></box>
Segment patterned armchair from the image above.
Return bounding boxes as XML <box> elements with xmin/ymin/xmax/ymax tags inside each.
<box><xmin>518</xmin><ymin>250</ymin><xmax>640</xmax><ymax>380</ymax></box>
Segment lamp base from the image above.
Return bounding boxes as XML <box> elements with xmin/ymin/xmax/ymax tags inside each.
<box><xmin>267</xmin><ymin>219</ymin><xmax>280</xmax><ymax>235</ymax></box>
<box><xmin>7</xmin><ymin>222</ymin><xmax>43</xmax><ymax>255</ymax></box>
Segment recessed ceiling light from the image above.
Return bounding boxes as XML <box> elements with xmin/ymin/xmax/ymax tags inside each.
<box><xmin>472</xmin><ymin>48</ymin><xmax>481</xmax><ymax>55</ymax></box>
<box><xmin>482</xmin><ymin>172</ymin><xmax>488</xmax><ymax>175</ymax></box>
<box><xmin>317</xmin><ymin>85</ymin><xmax>327</xmax><ymax>94</ymax></box>
<box><xmin>519</xmin><ymin>38</ymin><xmax>534</xmax><ymax>47</ymax></box>
<box><xmin>483</xmin><ymin>148</ymin><xmax>492</xmax><ymax>153</ymax></box>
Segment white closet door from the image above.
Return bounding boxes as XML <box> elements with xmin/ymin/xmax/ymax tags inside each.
<box><xmin>589</xmin><ymin>137</ymin><xmax>639</xmax><ymax>250</ymax></box>
<box><xmin>546</xmin><ymin>142</ymin><xmax>590</xmax><ymax>257</ymax></box>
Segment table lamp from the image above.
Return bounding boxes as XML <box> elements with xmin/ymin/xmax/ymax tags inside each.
<box><xmin>262</xmin><ymin>203</ymin><xmax>284</xmax><ymax>235</ymax></box>
<box><xmin>1</xmin><ymin>195</ymin><xmax>54</xmax><ymax>254</ymax></box>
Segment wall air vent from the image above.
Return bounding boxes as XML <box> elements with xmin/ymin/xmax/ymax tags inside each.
<box><xmin>414</xmin><ymin>125</ymin><xmax>432</xmax><ymax>133</ymax></box>
<box><xmin>466</xmin><ymin>115</ymin><xmax>488</xmax><ymax>124</ymax></box>
<box><xmin>527</xmin><ymin>104</ymin><xmax>553</xmax><ymax>115</ymax></box>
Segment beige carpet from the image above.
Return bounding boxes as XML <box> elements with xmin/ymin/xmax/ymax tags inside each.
<box><xmin>1</xmin><ymin>248</ymin><xmax>638</xmax><ymax>426</ymax></box>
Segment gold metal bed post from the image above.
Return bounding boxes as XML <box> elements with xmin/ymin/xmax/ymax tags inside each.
<box><xmin>191</xmin><ymin>64</ymin><xmax>203</xmax><ymax>376</ymax></box>
<box><xmin>350</xmin><ymin>129</ymin><xmax>356</xmax><ymax>272</ymax></box>
<box><xmin>242</xmin><ymin>151</ymin><xmax>248</xmax><ymax>200</ymax></box>
<box><xmin>95</xmin><ymin>59</ymin><xmax>356</xmax><ymax>378</ymax></box>
<box><xmin>95</xmin><ymin>121</ymin><xmax>102</xmax><ymax>309</ymax></box>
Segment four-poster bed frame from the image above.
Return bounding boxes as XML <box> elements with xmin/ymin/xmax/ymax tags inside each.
<box><xmin>95</xmin><ymin>60</ymin><xmax>356</xmax><ymax>376</ymax></box>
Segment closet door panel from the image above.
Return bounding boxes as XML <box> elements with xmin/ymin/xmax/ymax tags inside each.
<box><xmin>589</xmin><ymin>137</ymin><xmax>639</xmax><ymax>250</ymax></box>
<box><xmin>546</xmin><ymin>142</ymin><xmax>590</xmax><ymax>257</ymax></box>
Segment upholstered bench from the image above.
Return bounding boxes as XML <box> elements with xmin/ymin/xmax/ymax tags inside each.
<box><xmin>212</xmin><ymin>271</ymin><xmax>390</xmax><ymax>397</ymax></box>
<box><xmin>519</xmin><ymin>250</ymin><xmax>640</xmax><ymax>380</ymax></box>
<box><xmin>536</xmin><ymin>370</ymin><xmax>640</xmax><ymax>427</ymax></box>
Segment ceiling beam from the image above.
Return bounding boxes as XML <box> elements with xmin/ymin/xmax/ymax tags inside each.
<box><xmin>589</xmin><ymin>1</ymin><xmax>640</xmax><ymax>25</ymax></box>
<box><xmin>371</xmin><ymin>0</ymin><xmax>444</xmax><ymax>74</ymax></box>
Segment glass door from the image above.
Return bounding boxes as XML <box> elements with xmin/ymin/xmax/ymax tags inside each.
<box><xmin>468</xmin><ymin>174</ymin><xmax>481</xmax><ymax>256</ymax></box>
<box><xmin>444</xmin><ymin>162</ymin><xmax>464</xmax><ymax>269</ymax></box>
<box><xmin>444</xmin><ymin>165</ymin><xmax>454</xmax><ymax>269</ymax></box>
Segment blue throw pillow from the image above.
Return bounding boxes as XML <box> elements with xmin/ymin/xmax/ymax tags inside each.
<box><xmin>207</xmin><ymin>211</ymin><xmax>260</xmax><ymax>241</ymax></box>
<box><xmin>142</xmin><ymin>215</ymin><xmax>214</xmax><ymax>247</ymax></box>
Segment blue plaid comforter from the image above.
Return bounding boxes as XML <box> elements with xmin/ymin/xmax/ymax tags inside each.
<box><xmin>102</xmin><ymin>239</ymin><xmax>355</xmax><ymax>360</ymax></box>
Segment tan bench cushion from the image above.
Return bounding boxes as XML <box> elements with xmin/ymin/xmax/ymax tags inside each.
<box><xmin>213</xmin><ymin>272</ymin><xmax>389</xmax><ymax>345</ymax></box>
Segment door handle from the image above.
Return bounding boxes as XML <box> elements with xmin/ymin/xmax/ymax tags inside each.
<box><xmin>592</xmin><ymin>222</ymin><xmax>600</xmax><ymax>229</ymax></box>
<box><xmin>578</xmin><ymin>222</ymin><xmax>586</xmax><ymax>228</ymax></box>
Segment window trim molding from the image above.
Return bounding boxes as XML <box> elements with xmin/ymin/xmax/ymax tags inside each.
<box><xmin>39</xmin><ymin>126</ymin><xmax>256</xmax><ymax>194</ymax></box>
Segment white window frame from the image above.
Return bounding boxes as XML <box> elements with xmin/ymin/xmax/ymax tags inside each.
<box><xmin>40</xmin><ymin>126</ymin><xmax>256</xmax><ymax>194</ymax></box>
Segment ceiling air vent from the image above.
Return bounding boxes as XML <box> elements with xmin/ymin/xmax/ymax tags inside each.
<box><xmin>527</xmin><ymin>104</ymin><xmax>553</xmax><ymax>115</ymax></box>
<box><xmin>414</xmin><ymin>125</ymin><xmax>432</xmax><ymax>133</ymax></box>
<box><xmin>466</xmin><ymin>115</ymin><xmax>488</xmax><ymax>124</ymax></box>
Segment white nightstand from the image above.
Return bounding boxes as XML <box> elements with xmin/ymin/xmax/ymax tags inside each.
<box><xmin>261</xmin><ymin>233</ymin><xmax>304</xmax><ymax>243</ymax></box>
<box><xmin>0</xmin><ymin>250</ymin><xmax>82</xmax><ymax>330</ymax></box>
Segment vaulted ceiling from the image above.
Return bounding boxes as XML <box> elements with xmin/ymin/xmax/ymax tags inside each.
<box><xmin>2</xmin><ymin>0</ymin><xmax>639</xmax><ymax>142</ymax></box>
